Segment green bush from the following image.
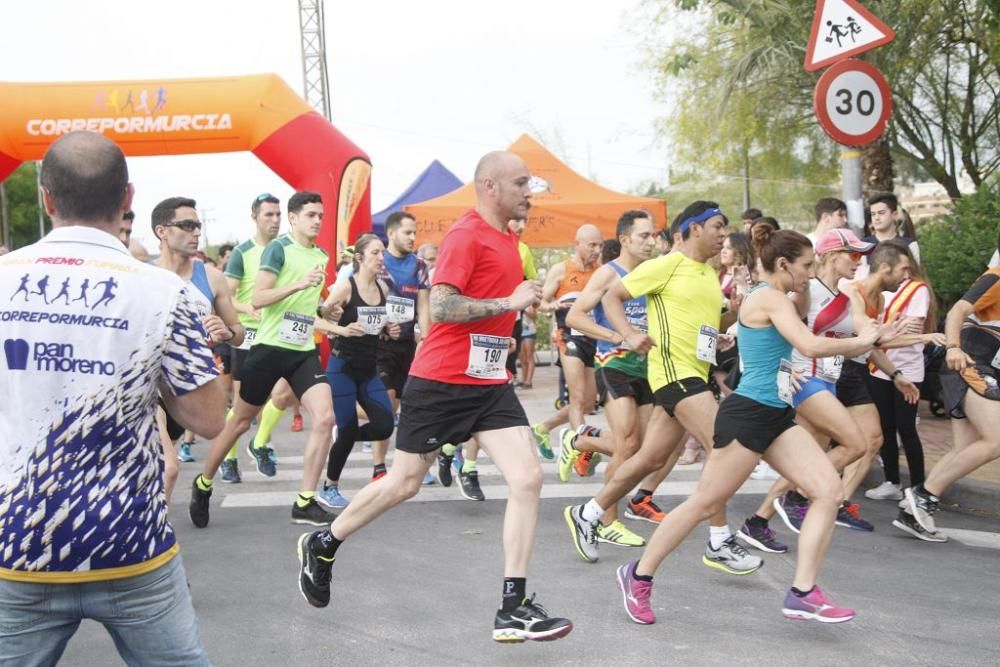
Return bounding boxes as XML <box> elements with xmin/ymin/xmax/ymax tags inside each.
<box><xmin>919</xmin><ymin>182</ymin><xmax>1000</xmax><ymax>308</ymax></box>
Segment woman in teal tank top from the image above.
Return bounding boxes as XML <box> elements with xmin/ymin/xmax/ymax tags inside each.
<box><xmin>616</xmin><ymin>225</ymin><xmax>903</xmax><ymax>627</ymax></box>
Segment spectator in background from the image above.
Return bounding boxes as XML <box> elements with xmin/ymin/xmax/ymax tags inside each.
<box><xmin>120</xmin><ymin>210</ymin><xmax>135</xmax><ymax>246</ymax></box>
<box><xmin>866</xmin><ymin>242</ymin><xmax>938</xmax><ymax>502</ymax></box>
<box><xmin>865</xmin><ymin>192</ymin><xmax>921</xmax><ymax>263</ymax></box>
<box><xmin>418</xmin><ymin>242</ymin><xmax>438</xmax><ymax>278</ymax></box>
<box><xmin>807</xmin><ymin>198</ymin><xmax>848</xmax><ymax>247</ymax></box>
<box><xmin>749</xmin><ymin>216</ymin><xmax>780</xmax><ymax>233</ymax></box>
<box><xmin>655</xmin><ymin>227</ymin><xmax>673</xmax><ymax>256</ymax></box>
<box><xmin>0</xmin><ymin>131</ymin><xmax>224</xmax><ymax>665</ymax></box>
<box><xmin>741</xmin><ymin>207</ymin><xmax>763</xmax><ymax>232</ymax></box>
<box><xmin>335</xmin><ymin>244</ymin><xmax>355</xmax><ymax>284</ymax></box>
<box><xmin>897</xmin><ymin>208</ymin><xmax>917</xmax><ymax>241</ymax></box>
<box><xmin>719</xmin><ymin>231</ymin><xmax>753</xmax><ymax>312</ymax></box>
<box><xmin>217</xmin><ymin>243</ymin><xmax>234</xmax><ymax>270</ymax></box>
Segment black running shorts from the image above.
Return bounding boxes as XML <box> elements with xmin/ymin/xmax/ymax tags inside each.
<box><xmin>376</xmin><ymin>338</ymin><xmax>417</xmax><ymax>395</ymax></box>
<box><xmin>395</xmin><ymin>377</ymin><xmax>528</xmax><ymax>454</ymax></box>
<box><xmin>835</xmin><ymin>360</ymin><xmax>874</xmax><ymax>408</ymax></box>
<box><xmin>714</xmin><ymin>394</ymin><xmax>797</xmax><ymax>454</ymax></box>
<box><xmin>941</xmin><ymin>326</ymin><xmax>1000</xmax><ymax>419</ymax></box>
<box><xmin>231</xmin><ymin>346</ymin><xmax>250</xmax><ymax>383</ymax></box>
<box><xmin>597</xmin><ymin>366</ymin><xmax>654</xmax><ymax>406</ymax></box>
<box><xmin>238</xmin><ymin>344</ymin><xmax>326</xmax><ymax>406</ymax></box>
<box><xmin>653</xmin><ymin>377</ymin><xmax>713</xmax><ymax>417</ymax></box>
<box><xmin>558</xmin><ymin>329</ymin><xmax>597</xmax><ymax>368</ymax></box>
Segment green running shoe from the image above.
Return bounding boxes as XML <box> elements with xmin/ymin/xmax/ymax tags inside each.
<box><xmin>532</xmin><ymin>423</ymin><xmax>553</xmax><ymax>460</ymax></box>
<box><xmin>596</xmin><ymin>520</ymin><xmax>646</xmax><ymax>547</ymax></box>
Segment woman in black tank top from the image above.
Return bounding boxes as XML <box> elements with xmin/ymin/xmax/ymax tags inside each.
<box><xmin>318</xmin><ymin>234</ymin><xmax>396</xmax><ymax>508</ymax></box>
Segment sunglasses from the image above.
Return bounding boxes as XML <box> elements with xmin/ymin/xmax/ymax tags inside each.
<box><xmin>255</xmin><ymin>192</ymin><xmax>275</xmax><ymax>202</ymax></box>
<box><xmin>837</xmin><ymin>250</ymin><xmax>863</xmax><ymax>262</ymax></box>
<box><xmin>164</xmin><ymin>219</ymin><xmax>202</xmax><ymax>232</ymax></box>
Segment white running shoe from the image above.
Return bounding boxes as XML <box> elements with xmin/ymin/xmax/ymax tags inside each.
<box><xmin>865</xmin><ymin>481</ymin><xmax>903</xmax><ymax>501</ymax></box>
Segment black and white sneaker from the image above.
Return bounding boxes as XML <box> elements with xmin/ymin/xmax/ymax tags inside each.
<box><xmin>892</xmin><ymin>510</ymin><xmax>948</xmax><ymax>543</ymax></box>
<box><xmin>493</xmin><ymin>594</ymin><xmax>573</xmax><ymax>643</ymax></box>
<box><xmin>438</xmin><ymin>451</ymin><xmax>454</xmax><ymax>487</ymax></box>
<box><xmin>189</xmin><ymin>477</ymin><xmax>212</xmax><ymax>529</ymax></box>
<box><xmin>292</xmin><ymin>498</ymin><xmax>336</xmax><ymax>526</ymax></box>
<box><xmin>459</xmin><ymin>470</ymin><xmax>485</xmax><ymax>501</ymax></box>
<box><xmin>563</xmin><ymin>504</ymin><xmax>599</xmax><ymax>563</ymax></box>
<box><xmin>296</xmin><ymin>532</ymin><xmax>334</xmax><ymax>607</ymax></box>
<box><xmin>905</xmin><ymin>486</ymin><xmax>940</xmax><ymax>533</ymax></box>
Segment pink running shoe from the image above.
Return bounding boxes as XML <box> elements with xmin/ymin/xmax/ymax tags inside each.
<box><xmin>615</xmin><ymin>561</ymin><xmax>655</xmax><ymax>625</ymax></box>
<box><xmin>781</xmin><ymin>586</ymin><xmax>855</xmax><ymax>623</ymax></box>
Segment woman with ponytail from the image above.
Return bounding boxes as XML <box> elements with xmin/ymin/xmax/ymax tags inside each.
<box><xmin>614</xmin><ymin>224</ymin><xmax>904</xmax><ymax>626</ymax></box>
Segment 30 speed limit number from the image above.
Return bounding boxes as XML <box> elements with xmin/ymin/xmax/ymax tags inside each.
<box><xmin>813</xmin><ymin>59</ymin><xmax>892</xmax><ymax>146</ymax></box>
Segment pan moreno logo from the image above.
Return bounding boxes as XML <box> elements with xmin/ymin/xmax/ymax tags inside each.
<box><xmin>25</xmin><ymin>86</ymin><xmax>232</xmax><ymax>137</ymax></box>
<box><xmin>3</xmin><ymin>338</ymin><xmax>116</xmax><ymax>376</ymax></box>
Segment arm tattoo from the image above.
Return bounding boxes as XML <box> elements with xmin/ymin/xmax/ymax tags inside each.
<box><xmin>430</xmin><ymin>284</ymin><xmax>511</xmax><ymax>323</ymax></box>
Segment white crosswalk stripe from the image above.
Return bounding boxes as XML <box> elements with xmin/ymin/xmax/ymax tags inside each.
<box><xmin>193</xmin><ymin>449</ymin><xmax>777</xmax><ymax>509</ymax></box>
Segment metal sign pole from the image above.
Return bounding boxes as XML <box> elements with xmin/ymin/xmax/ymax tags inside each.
<box><xmin>841</xmin><ymin>148</ymin><xmax>864</xmax><ymax>234</ymax></box>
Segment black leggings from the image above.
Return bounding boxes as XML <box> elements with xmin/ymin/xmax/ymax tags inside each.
<box><xmin>868</xmin><ymin>375</ymin><xmax>925</xmax><ymax>486</ymax></box>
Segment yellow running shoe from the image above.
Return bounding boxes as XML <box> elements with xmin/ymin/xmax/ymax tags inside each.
<box><xmin>597</xmin><ymin>520</ymin><xmax>646</xmax><ymax>547</ymax></box>
<box><xmin>557</xmin><ymin>428</ymin><xmax>580</xmax><ymax>482</ymax></box>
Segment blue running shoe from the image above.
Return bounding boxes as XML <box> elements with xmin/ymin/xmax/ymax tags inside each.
<box><xmin>317</xmin><ymin>484</ymin><xmax>350</xmax><ymax>510</ymax></box>
<box><xmin>247</xmin><ymin>438</ymin><xmax>277</xmax><ymax>477</ymax></box>
<box><xmin>423</xmin><ymin>472</ymin><xmax>436</xmax><ymax>486</ymax></box>
<box><xmin>177</xmin><ymin>441</ymin><xmax>195</xmax><ymax>463</ymax></box>
<box><xmin>220</xmin><ymin>458</ymin><xmax>242</xmax><ymax>483</ymax></box>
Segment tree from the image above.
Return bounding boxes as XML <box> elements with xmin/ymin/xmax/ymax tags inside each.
<box><xmin>1</xmin><ymin>163</ymin><xmax>50</xmax><ymax>249</ymax></box>
<box><xmin>919</xmin><ymin>181</ymin><xmax>1000</xmax><ymax>308</ymax></box>
<box><xmin>641</xmin><ymin>0</ymin><xmax>1000</xmax><ymax>199</ymax></box>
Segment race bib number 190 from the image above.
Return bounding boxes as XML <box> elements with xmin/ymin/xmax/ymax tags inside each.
<box><xmin>466</xmin><ymin>334</ymin><xmax>509</xmax><ymax>380</ymax></box>
<box><xmin>278</xmin><ymin>312</ymin><xmax>314</xmax><ymax>346</ymax></box>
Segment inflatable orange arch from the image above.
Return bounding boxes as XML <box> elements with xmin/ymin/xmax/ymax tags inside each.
<box><xmin>0</xmin><ymin>74</ymin><xmax>371</xmax><ymax>268</ymax></box>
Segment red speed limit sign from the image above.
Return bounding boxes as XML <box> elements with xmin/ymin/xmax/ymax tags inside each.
<box><xmin>813</xmin><ymin>59</ymin><xmax>892</xmax><ymax>145</ymax></box>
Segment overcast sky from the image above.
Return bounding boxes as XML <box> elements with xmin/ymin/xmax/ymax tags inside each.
<box><xmin>3</xmin><ymin>1</ymin><xmax>671</xmax><ymax>251</ymax></box>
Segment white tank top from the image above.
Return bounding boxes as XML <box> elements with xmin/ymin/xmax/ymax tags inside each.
<box><xmin>792</xmin><ymin>277</ymin><xmax>855</xmax><ymax>381</ymax></box>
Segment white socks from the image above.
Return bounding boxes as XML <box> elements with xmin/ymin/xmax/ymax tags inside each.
<box><xmin>709</xmin><ymin>525</ymin><xmax>732</xmax><ymax>550</ymax></box>
<box><xmin>581</xmin><ymin>499</ymin><xmax>605</xmax><ymax>524</ymax></box>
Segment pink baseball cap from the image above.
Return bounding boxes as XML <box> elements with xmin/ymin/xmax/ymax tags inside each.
<box><xmin>815</xmin><ymin>228</ymin><xmax>875</xmax><ymax>255</ymax></box>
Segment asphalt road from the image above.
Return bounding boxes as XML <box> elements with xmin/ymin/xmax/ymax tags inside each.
<box><xmin>60</xmin><ymin>371</ymin><xmax>1000</xmax><ymax>666</ymax></box>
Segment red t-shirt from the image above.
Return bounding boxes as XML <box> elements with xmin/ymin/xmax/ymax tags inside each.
<box><xmin>409</xmin><ymin>209</ymin><xmax>521</xmax><ymax>385</ymax></box>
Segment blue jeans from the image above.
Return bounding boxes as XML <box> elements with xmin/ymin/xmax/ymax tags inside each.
<box><xmin>0</xmin><ymin>556</ymin><xmax>210</xmax><ymax>667</ymax></box>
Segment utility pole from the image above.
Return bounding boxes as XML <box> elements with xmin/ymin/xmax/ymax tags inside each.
<box><xmin>298</xmin><ymin>0</ymin><xmax>332</xmax><ymax>120</ymax></box>
<box><xmin>841</xmin><ymin>149</ymin><xmax>864</xmax><ymax>234</ymax></box>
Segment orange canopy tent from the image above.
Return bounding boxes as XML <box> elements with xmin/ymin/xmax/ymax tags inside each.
<box><xmin>404</xmin><ymin>134</ymin><xmax>667</xmax><ymax>247</ymax></box>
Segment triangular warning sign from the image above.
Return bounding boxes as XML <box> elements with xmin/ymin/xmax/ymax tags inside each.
<box><xmin>803</xmin><ymin>0</ymin><xmax>895</xmax><ymax>72</ymax></box>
